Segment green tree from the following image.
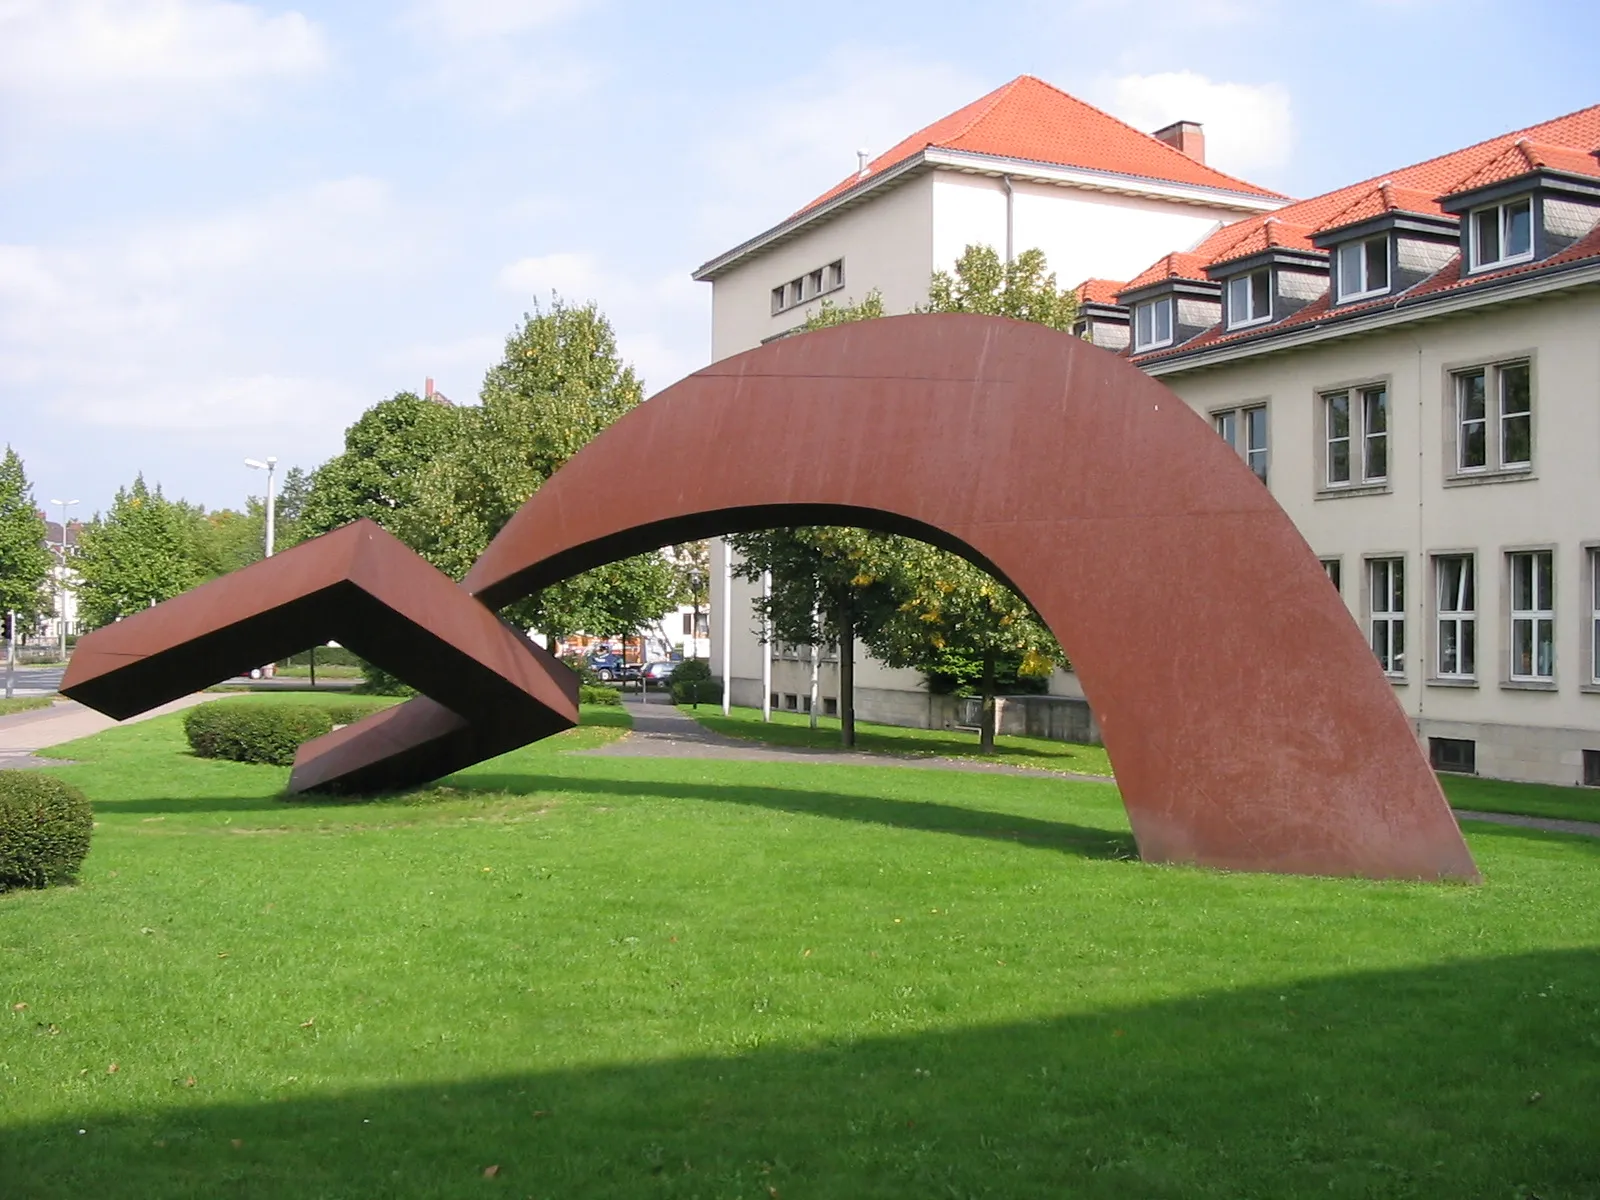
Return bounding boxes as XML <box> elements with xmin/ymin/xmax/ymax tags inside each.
<box><xmin>300</xmin><ymin>394</ymin><xmax>463</xmax><ymax>541</ymax></box>
<box><xmin>401</xmin><ymin>297</ymin><xmax>676</xmax><ymax>641</ymax></box>
<box><xmin>0</xmin><ymin>447</ymin><xmax>53</xmax><ymax>637</ymax></box>
<box><xmin>923</xmin><ymin>244</ymin><xmax>1079</xmax><ymax>329</ymax></box>
<box><xmin>75</xmin><ymin>476</ymin><xmax>204</xmax><ymax>629</ymax></box>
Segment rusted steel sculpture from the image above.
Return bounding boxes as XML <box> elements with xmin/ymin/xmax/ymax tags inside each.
<box><xmin>62</xmin><ymin>314</ymin><xmax>1478</xmax><ymax>880</ymax></box>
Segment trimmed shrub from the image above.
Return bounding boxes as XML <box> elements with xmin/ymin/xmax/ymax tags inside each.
<box><xmin>579</xmin><ymin>684</ymin><xmax>623</xmax><ymax>706</ymax></box>
<box><xmin>352</xmin><ymin>662</ymin><xmax>416</xmax><ymax>697</ymax></box>
<box><xmin>276</xmin><ymin>646</ymin><xmax>363</xmax><ymax>668</ymax></box>
<box><xmin>669</xmin><ymin>658</ymin><xmax>719</xmax><ymax>705</ymax></box>
<box><xmin>324</xmin><ymin>698</ymin><xmax>394</xmax><ymax>727</ymax></box>
<box><xmin>184</xmin><ymin>702</ymin><xmax>335</xmax><ymax>766</ymax></box>
<box><xmin>0</xmin><ymin>773</ymin><xmax>93</xmax><ymax>891</ymax></box>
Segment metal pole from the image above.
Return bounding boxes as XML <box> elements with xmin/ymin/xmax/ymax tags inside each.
<box><xmin>265</xmin><ymin>457</ymin><xmax>277</xmax><ymax>558</ymax></box>
<box><xmin>720</xmin><ymin>540</ymin><xmax>732</xmax><ymax>716</ymax></box>
<box><xmin>51</xmin><ymin>499</ymin><xmax>77</xmax><ymax>662</ymax></box>
<box><xmin>4</xmin><ymin>611</ymin><xmax>14</xmax><ymax>700</ymax></box>
<box><xmin>808</xmin><ymin>604</ymin><xmax>820</xmax><ymax>730</ymax></box>
<box><xmin>760</xmin><ymin>569</ymin><xmax>772</xmax><ymax>722</ymax></box>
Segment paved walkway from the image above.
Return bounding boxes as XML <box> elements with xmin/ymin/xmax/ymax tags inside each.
<box><xmin>589</xmin><ymin>698</ymin><xmax>1600</xmax><ymax>840</ymax></box>
<box><xmin>0</xmin><ymin>695</ymin><xmax>211</xmax><ymax>770</ymax></box>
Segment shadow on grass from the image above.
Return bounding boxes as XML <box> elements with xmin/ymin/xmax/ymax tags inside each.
<box><xmin>456</xmin><ymin>770</ymin><xmax>1138</xmax><ymax>861</ymax></box>
<box><xmin>5</xmin><ymin>949</ymin><xmax>1596</xmax><ymax>1198</ymax></box>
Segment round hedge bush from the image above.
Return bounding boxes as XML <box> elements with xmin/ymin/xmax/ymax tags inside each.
<box><xmin>669</xmin><ymin>658</ymin><xmax>719</xmax><ymax>705</ymax></box>
<box><xmin>0</xmin><ymin>773</ymin><xmax>93</xmax><ymax>892</ymax></box>
<box><xmin>578</xmin><ymin>683</ymin><xmax>623</xmax><ymax>706</ymax></box>
<box><xmin>183</xmin><ymin>702</ymin><xmax>335</xmax><ymax>766</ymax></box>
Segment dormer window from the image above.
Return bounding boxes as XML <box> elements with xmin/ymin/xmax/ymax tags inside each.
<box><xmin>1336</xmin><ymin>235</ymin><xmax>1390</xmax><ymax>301</ymax></box>
<box><xmin>1225</xmin><ymin>269</ymin><xmax>1270</xmax><ymax>329</ymax></box>
<box><xmin>1469</xmin><ymin>198</ymin><xmax>1533</xmax><ymax>271</ymax></box>
<box><xmin>1133</xmin><ymin>297</ymin><xmax>1173</xmax><ymax>351</ymax></box>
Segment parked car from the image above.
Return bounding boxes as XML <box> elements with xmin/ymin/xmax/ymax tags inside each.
<box><xmin>588</xmin><ymin>652</ymin><xmax>639</xmax><ymax>683</ymax></box>
<box><xmin>639</xmin><ymin>661</ymin><xmax>678</xmax><ymax>688</ymax></box>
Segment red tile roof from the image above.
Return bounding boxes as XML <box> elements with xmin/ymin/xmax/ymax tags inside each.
<box><xmin>793</xmin><ymin>74</ymin><xmax>1285</xmax><ymax>219</ymax></box>
<box><xmin>1074</xmin><ymin>277</ymin><xmax>1127</xmax><ymax>306</ymax></box>
<box><xmin>1116</xmin><ymin>103</ymin><xmax>1600</xmax><ymax>363</ymax></box>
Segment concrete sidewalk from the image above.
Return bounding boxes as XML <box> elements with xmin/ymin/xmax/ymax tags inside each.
<box><xmin>0</xmin><ymin>695</ymin><xmax>211</xmax><ymax>770</ymax></box>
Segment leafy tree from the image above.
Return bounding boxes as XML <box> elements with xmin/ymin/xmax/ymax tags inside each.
<box><xmin>300</xmin><ymin>393</ymin><xmax>463</xmax><ymax>541</ymax></box>
<box><xmin>803</xmin><ymin>288</ymin><xmax>885</xmax><ymax>330</ymax></box>
<box><xmin>729</xmin><ymin>526</ymin><xmax>900</xmax><ymax>746</ymax></box>
<box><xmin>273</xmin><ymin>467</ymin><xmax>312</xmax><ymax>551</ymax></box>
<box><xmin>859</xmin><ymin>542</ymin><xmax>1061</xmax><ymax>754</ymax></box>
<box><xmin>0</xmin><ymin>447</ymin><xmax>53</xmax><ymax>636</ymax></box>
<box><xmin>923</xmin><ymin>244</ymin><xmax>1079</xmax><ymax>329</ymax></box>
<box><xmin>400</xmin><ymin>297</ymin><xmax>676</xmax><ymax>640</ymax></box>
<box><xmin>75</xmin><ymin>476</ymin><xmax>204</xmax><ymax>629</ymax></box>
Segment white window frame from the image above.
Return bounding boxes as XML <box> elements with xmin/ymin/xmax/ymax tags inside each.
<box><xmin>1434</xmin><ymin>554</ymin><xmax>1477</xmax><ymax>681</ymax></box>
<box><xmin>1321</xmin><ymin>557</ymin><xmax>1343</xmax><ymax>594</ymax></box>
<box><xmin>1590</xmin><ymin>547</ymin><xmax>1600</xmax><ymax>686</ymax></box>
<box><xmin>1369</xmin><ymin>557</ymin><xmax>1405</xmax><ymax>677</ymax></box>
<box><xmin>1321</xmin><ymin>383</ymin><xmax>1388</xmax><ymax>488</ymax></box>
<box><xmin>1213</xmin><ymin>403</ymin><xmax>1268</xmax><ymax>485</ymax></box>
<box><xmin>1468</xmin><ymin>197</ymin><xmax>1534</xmax><ymax>272</ymax></box>
<box><xmin>1508</xmin><ymin>550</ymin><xmax>1554</xmax><ymax>683</ymax></box>
<box><xmin>1336</xmin><ymin>235</ymin><xmax>1390</xmax><ymax>301</ymax></box>
<box><xmin>1452</xmin><ymin>360</ymin><xmax>1532</xmax><ymax>475</ymax></box>
<box><xmin>1225</xmin><ymin>268</ymin><xmax>1272</xmax><ymax>329</ymax></box>
<box><xmin>1133</xmin><ymin>297</ymin><xmax>1174</xmax><ymax>351</ymax></box>
<box><xmin>771</xmin><ymin>259</ymin><xmax>846</xmax><ymax>316</ymax></box>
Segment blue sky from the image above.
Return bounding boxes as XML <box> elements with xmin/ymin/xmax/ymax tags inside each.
<box><xmin>3</xmin><ymin>0</ymin><xmax>1597</xmax><ymax>518</ymax></box>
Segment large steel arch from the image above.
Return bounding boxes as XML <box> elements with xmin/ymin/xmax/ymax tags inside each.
<box><xmin>61</xmin><ymin>314</ymin><xmax>1477</xmax><ymax>880</ymax></box>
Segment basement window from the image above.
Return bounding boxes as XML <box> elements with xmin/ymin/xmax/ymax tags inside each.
<box><xmin>1429</xmin><ymin>736</ymin><xmax>1476</xmax><ymax>775</ymax></box>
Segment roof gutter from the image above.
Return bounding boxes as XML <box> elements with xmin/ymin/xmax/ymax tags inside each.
<box><xmin>1141</xmin><ymin>258</ymin><xmax>1600</xmax><ymax>376</ymax></box>
<box><xmin>691</xmin><ymin>149</ymin><xmax>1288</xmax><ymax>283</ymax></box>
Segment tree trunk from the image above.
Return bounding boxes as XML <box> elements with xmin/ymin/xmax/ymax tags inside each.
<box><xmin>979</xmin><ymin>646</ymin><xmax>997</xmax><ymax>755</ymax></box>
<box><xmin>839</xmin><ymin>602</ymin><xmax>856</xmax><ymax>749</ymax></box>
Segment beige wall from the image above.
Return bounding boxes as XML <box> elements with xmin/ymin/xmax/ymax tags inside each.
<box><xmin>1154</xmin><ymin>288</ymin><xmax>1600</xmax><ymax>783</ymax></box>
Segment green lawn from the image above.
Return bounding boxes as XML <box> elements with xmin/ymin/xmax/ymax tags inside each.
<box><xmin>1442</xmin><ymin>772</ymin><xmax>1600</xmax><ymax>824</ymax></box>
<box><xmin>1</xmin><ymin>697</ymin><xmax>1597</xmax><ymax>1197</ymax></box>
<box><xmin>0</xmin><ymin>695</ymin><xmax>54</xmax><ymax>717</ymax></box>
<box><xmin>683</xmin><ymin>703</ymin><xmax>1115</xmax><ymax>776</ymax></box>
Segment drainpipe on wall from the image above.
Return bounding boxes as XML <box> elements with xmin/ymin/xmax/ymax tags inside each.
<box><xmin>1001</xmin><ymin>174</ymin><xmax>1015</xmax><ymax>264</ymax></box>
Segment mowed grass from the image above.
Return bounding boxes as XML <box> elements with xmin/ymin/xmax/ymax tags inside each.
<box><xmin>0</xmin><ymin>699</ymin><xmax>1596</xmax><ymax>1197</ymax></box>
<box><xmin>684</xmin><ymin>703</ymin><xmax>1115</xmax><ymax>776</ymax></box>
<box><xmin>0</xmin><ymin>695</ymin><xmax>54</xmax><ymax>717</ymax></box>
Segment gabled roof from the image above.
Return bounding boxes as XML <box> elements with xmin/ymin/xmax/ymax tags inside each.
<box><xmin>1074</xmin><ymin>278</ymin><xmax>1127</xmax><ymax>307</ymax></box>
<box><xmin>1121</xmin><ymin>252</ymin><xmax>1214</xmax><ymax>293</ymax></box>
<box><xmin>1450</xmin><ymin>138</ymin><xmax>1600</xmax><ymax>192</ymax></box>
<box><xmin>1313</xmin><ymin>181</ymin><xmax>1445</xmax><ymax>233</ymax></box>
<box><xmin>1206</xmin><ymin>216</ymin><xmax>1321</xmax><ymax>266</ymax></box>
<box><xmin>794</xmin><ymin>74</ymin><xmax>1284</xmax><ymax>219</ymax></box>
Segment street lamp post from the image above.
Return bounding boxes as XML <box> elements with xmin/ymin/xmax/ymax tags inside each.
<box><xmin>243</xmin><ymin>457</ymin><xmax>278</xmax><ymax>558</ymax></box>
<box><xmin>49</xmin><ymin>498</ymin><xmax>78</xmax><ymax>662</ymax></box>
<box><xmin>244</xmin><ymin>458</ymin><xmax>277</xmax><ymax>680</ymax></box>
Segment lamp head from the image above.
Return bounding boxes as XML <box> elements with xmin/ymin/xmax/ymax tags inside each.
<box><xmin>243</xmin><ymin>458</ymin><xmax>267</xmax><ymax>470</ymax></box>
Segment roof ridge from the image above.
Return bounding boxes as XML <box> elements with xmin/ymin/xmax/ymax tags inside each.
<box><xmin>1016</xmin><ymin>73</ymin><xmax>1289</xmax><ymax>199</ymax></box>
<box><xmin>931</xmin><ymin>75</ymin><xmax>1027</xmax><ymax>149</ymax></box>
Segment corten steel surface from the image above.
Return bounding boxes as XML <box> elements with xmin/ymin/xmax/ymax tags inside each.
<box><xmin>59</xmin><ymin>521</ymin><xmax>579</xmax><ymax>794</ymax></box>
<box><xmin>62</xmin><ymin>314</ymin><xmax>1476</xmax><ymax>879</ymax></box>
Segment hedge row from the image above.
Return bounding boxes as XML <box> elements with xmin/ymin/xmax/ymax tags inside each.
<box><xmin>182</xmin><ymin>699</ymin><xmax>393</xmax><ymax>766</ymax></box>
<box><xmin>579</xmin><ymin>684</ymin><xmax>623</xmax><ymax>706</ymax></box>
<box><xmin>0</xmin><ymin>773</ymin><xmax>93</xmax><ymax>892</ymax></box>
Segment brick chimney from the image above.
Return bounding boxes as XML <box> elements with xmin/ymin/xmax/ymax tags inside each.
<box><xmin>1152</xmin><ymin>120</ymin><xmax>1205</xmax><ymax>163</ymax></box>
<box><xmin>424</xmin><ymin>376</ymin><xmax>435</xmax><ymax>398</ymax></box>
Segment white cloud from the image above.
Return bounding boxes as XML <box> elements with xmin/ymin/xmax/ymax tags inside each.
<box><xmin>496</xmin><ymin>252</ymin><xmax>708</xmax><ymax>393</ymax></box>
<box><xmin>0</xmin><ymin>177</ymin><xmax>422</xmax><ymax>435</ymax></box>
<box><xmin>0</xmin><ymin>0</ymin><xmax>327</xmax><ymax>131</ymax></box>
<box><xmin>399</xmin><ymin>0</ymin><xmax>588</xmax><ymax>41</ymax></box>
<box><xmin>697</xmin><ymin>47</ymin><xmax>986</xmax><ymax>245</ymax></box>
<box><xmin>1100</xmin><ymin>70</ymin><xmax>1294</xmax><ymax>177</ymax></box>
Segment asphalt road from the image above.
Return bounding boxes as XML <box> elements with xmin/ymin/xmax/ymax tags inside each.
<box><xmin>2</xmin><ymin>665</ymin><xmax>64</xmax><ymax>698</ymax></box>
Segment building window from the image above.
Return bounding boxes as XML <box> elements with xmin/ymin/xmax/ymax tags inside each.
<box><xmin>1336</xmin><ymin>235</ymin><xmax>1390</xmax><ymax>301</ymax></box>
<box><xmin>1508</xmin><ymin>550</ymin><xmax>1554</xmax><ymax>682</ymax></box>
<box><xmin>1469</xmin><ymin>198</ymin><xmax>1533</xmax><ymax>271</ymax></box>
<box><xmin>1133</xmin><ymin>297</ymin><xmax>1173</xmax><ymax>351</ymax></box>
<box><xmin>1429</xmin><ymin>737</ymin><xmax>1476</xmax><ymax>774</ymax></box>
<box><xmin>771</xmin><ymin>259</ymin><xmax>845</xmax><ymax>315</ymax></box>
<box><xmin>1369</xmin><ymin>557</ymin><xmax>1405</xmax><ymax>676</ymax></box>
<box><xmin>1435</xmin><ymin>554</ymin><xmax>1476</xmax><ymax>680</ymax></box>
<box><xmin>1322</xmin><ymin>384</ymin><xmax>1388</xmax><ymax>487</ymax></box>
<box><xmin>1321</xmin><ymin>558</ymin><xmax>1342</xmax><ymax>594</ymax></box>
<box><xmin>1453</xmin><ymin>361</ymin><xmax>1532</xmax><ymax>474</ymax></box>
<box><xmin>1584</xmin><ymin>749</ymin><xmax>1600</xmax><ymax>787</ymax></box>
<box><xmin>1591</xmin><ymin>549</ymin><xmax>1600</xmax><ymax>685</ymax></box>
<box><xmin>1225</xmin><ymin>268</ymin><xmax>1271</xmax><ymax>328</ymax></box>
<box><xmin>1213</xmin><ymin>404</ymin><xmax>1268</xmax><ymax>484</ymax></box>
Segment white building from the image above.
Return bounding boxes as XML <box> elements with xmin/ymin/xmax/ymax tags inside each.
<box><xmin>695</xmin><ymin>74</ymin><xmax>1600</xmax><ymax>787</ymax></box>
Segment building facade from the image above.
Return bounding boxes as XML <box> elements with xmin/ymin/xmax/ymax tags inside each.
<box><xmin>696</xmin><ymin>74</ymin><xmax>1600</xmax><ymax>786</ymax></box>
